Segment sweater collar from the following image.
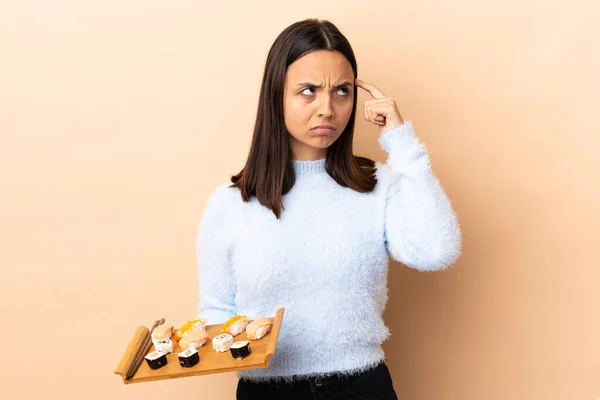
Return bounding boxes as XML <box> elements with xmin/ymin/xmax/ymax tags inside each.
<box><xmin>293</xmin><ymin>158</ymin><xmax>327</xmax><ymax>176</ymax></box>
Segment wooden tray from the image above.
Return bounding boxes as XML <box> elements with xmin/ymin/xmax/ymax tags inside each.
<box><xmin>115</xmin><ymin>308</ymin><xmax>284</xmax><ymax>384</ymax></box>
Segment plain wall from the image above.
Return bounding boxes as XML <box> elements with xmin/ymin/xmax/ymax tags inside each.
<box><xmin>1</xmin><ymin>1</ymin><xmax>598</xmax><ymax>399</ymax></box>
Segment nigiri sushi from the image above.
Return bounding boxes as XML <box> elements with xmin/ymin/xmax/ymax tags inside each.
<box><xmin>221</xmin><ymin>315</ymin><xmax>249</xmax><ymax>337</ymax></box>
<box><xmin>174</xmin><ymin>317</ymin><xmax>207</xmax><ymax>342</ymax></box>
<box><xmin>151</xmin><ymin>322</ymin><xmax>173</xmax><ymax>345</ymax></box>
<box><xmin>179</xmin><ymin>330</ymin><xmax>209</xmax><ymax>350</ymax></box>
<box><xmin>246</xmin><ymin>317</ymin><xmax>273</xmax><ymax>340</ymax></box>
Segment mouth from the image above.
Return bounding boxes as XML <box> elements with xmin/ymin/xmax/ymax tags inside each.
<box><xmin>311</xmin><ymin>125</ymin><xmax>337</xmax><ymax>135</ymax></box>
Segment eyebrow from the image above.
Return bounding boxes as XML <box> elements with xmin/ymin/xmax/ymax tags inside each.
<box><xmin>296</xmin><ymin>81</ymin><xmax>353</xmax><ymax>88</ymax></box>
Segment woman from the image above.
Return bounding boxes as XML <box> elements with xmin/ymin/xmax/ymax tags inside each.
<box><xmin>196</xmin><ymin>18</ymin><xmax>462</xmax><ymax>400</ymax></box>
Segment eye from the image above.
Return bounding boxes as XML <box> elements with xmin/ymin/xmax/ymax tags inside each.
<box><xmin>299</xmin><ymin>86</ymin><xmax>350</xmax><ymax>96</ymax></box>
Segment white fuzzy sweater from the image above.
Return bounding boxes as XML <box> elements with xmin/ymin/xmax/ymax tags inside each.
<box><xmin>195</xmin><ymin>122</ymin><xmax>461</xmax><ymax>381</ymax></box>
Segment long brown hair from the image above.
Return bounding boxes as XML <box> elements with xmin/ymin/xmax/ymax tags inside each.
<box><xmin>231</xmin><ymin>18</ymin><xmax>377</xmax><ymax>218</ymax></box>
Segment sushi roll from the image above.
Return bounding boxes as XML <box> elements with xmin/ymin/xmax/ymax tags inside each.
<box><xmin>154</xmin><ymin>338</ymin><xmax>174</xmax><ymax>354</ymax></box>
<box><xmin>230</xmin><ymin>341</ymin><xmax>252</xmax><ymax>360</ymax></box>
<box><xmin>246</xmin><ymin>317</ymin><xmax>273</xmax><ymax>340</ymax></box>
<box><xmin>221</xmin><ymin>315</ymin><xmax>249</xmax><ymax>337</ymax></box>
<box><xmin>151</xmin><ymin>322</ymin><xmax>173</xmax><ymax>345</ymax></box>
<box><xmin>179</xmin><ymin>330</ymin><xmax>209</xmax><ymax>350</ymax></box>
<box><xmin>178</xmin><ymin>348</ymin><xmax>200</xmax><ymax>368</ymax></box>
<box><xmin>212</xmin><ymin>333</ymin><xmax>234</xmax><ymax>353</ymax></box>
<box><xmin>174</xmin><ymin>317</ymin><xmax>207</xmax><ymax>343</ymax></box>
<box><xmin>144</xmin><ymin>350</ymin><xmax>168</xmax><ymax>370</ymax></box>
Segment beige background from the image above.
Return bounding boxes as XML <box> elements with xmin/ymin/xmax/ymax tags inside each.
<box><xmin>1</xmin><ymin>0</ymin><xmax>599</xmax><ymax>399</ymax></box>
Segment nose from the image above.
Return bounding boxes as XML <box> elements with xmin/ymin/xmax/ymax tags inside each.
<box><xmin>317</xmin><ymin>94</ymin><xmax>334</xmax><ymax>118</ymax></box>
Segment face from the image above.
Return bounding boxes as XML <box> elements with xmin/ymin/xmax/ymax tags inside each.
<box><xmin>283</xmin><ymin>50</ymin><xmax>355</xmax><ymax>160</ymax></box>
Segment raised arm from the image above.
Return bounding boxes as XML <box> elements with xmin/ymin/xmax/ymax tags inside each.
<box><xmin>379</xmin><ymin>122</ymin><xmax>462</xmax><ymax>271</ymax></box>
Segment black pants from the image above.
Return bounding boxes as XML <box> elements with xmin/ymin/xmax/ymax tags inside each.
<box><xmin>236</xmin><ymin>361</ymin><xmax>398</xmax><ymax>400</ymax></box>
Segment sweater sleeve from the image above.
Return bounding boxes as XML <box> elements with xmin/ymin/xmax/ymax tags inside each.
<box><xmin>378</xmin><ymin>121</ymin><xmax>462</xmax><ymax>271</ymax></box>
<box><xmin>196</xmin><ymin>184</ymin><xmax>237</xmax><ymax>323</ymax></box>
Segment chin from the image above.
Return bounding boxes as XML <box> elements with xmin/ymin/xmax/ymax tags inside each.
<box><xmin>313</xmin><ymin>139</ymin><xmax>333</xmax><ymax>146</ymax></box>
<box><xmin>308</xmin><ymin>136</ymin><xmax>338</xmax><ymax>147</ymax></box>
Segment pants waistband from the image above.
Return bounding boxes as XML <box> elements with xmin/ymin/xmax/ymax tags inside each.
<box><xmin>274</xmin><ymin>361</ymin><xmax>385</xmax><ymax>391</ymax></box>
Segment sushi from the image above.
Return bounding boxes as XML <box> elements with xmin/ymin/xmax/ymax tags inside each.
<box><xmin>144</xmin><ymin>350</ymin><xmax>168</xmax><ymax>370</ymax></box>
<box><xmin>178</xmin><ymin>348</ymin><xmax>200</xmax><ymax>368</ymax></box>
<box><xmin>230</xmin><ymin>341</ymin><xmax>252</xmax><ymax>360</ymax></box>
<box><xmin>151</xmin><ymin>322</ymin><xmax>173</xmax><ymax>345</ymax></box>
<box><xmin>212</xmin><ymin>333</ymin><xmax>234</xmax><ymax>353</ymax></box>
<box><xmin>222</xmin><ymin>315</ymin><xmax>249</xmax><ymax>336</ymax></box>
<box><xmin>179</xmin><ymin>330</ymin><xmax>209</xmax><ymax>350</ymax></box>
<box><xmin>246</xmin><ymin>317</ymin><xmax>273</xmax><ymax>340</ymax></box>
<box><xmin>154</xmin><ymin>338</ymin><xmax>174</xmax><ymax>354</ymax></box>
<box><xmin>174</xmin><ymin>317</ymin><xmax>207</xmax><ymax>342</ymax></box>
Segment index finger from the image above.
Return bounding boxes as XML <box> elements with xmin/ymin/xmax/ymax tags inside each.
<box><xmin>355</xmin><ymin>79</ymin><xmax>386</xmax><ymax>99</ymax></box>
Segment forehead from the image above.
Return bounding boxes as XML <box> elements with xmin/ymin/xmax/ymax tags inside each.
<box><xmin>286</xmin><ymin>50</ymin><xmax>354</xmax><ymax>82</ymax></box>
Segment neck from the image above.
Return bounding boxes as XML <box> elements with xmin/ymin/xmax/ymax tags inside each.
<box><xmin>289</xmin><ymin>136</ymin><xmax>328</xmax><ymax>161</ymax></box>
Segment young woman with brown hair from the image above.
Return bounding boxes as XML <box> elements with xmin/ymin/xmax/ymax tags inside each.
<box><xmin>196</xmin><ymin>18</ymin><xmax>461</xmax><ymax>400</ymax></box>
